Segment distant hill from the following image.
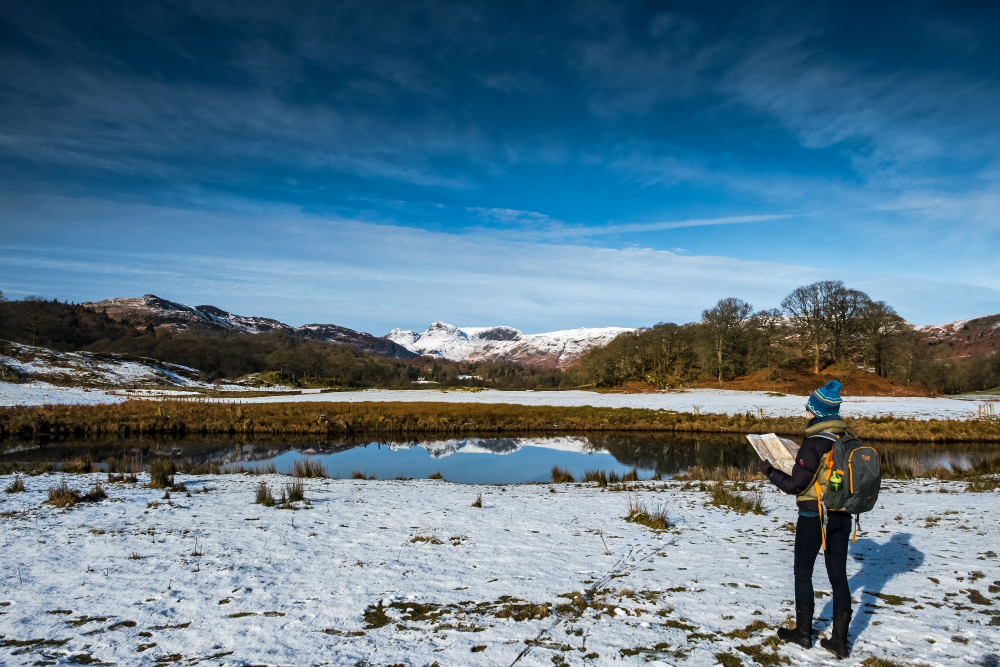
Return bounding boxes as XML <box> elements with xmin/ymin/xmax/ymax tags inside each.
<box><xmin>913</xmin><ymin>314</ymin><xmax>1000</xmax><ymax>358</ymax></box>
<box><xmin>81</xmin><ymin>296</ymin><xmax>631</xmax><ymax>368</ymax></box>
<box><xmin>82</xmin><ymin>295</ymin><xmax>417</xmax><ymax>360</ymax></box>
<box><xmin>385</xmin><ymin>321</ymin><xmax>633</xmax><ymax>368</ymax></box>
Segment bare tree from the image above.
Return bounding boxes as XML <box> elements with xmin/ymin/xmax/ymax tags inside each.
<box><xmin>702</xmin><ymin>297</ymin><xmax>754</xmax><ymax>382</ymax></box>
<box><xmin>20</xmin><ymin>296</ymin><xmax>50</xmax><ymax>347</ymax></box>
<box><xmin>781</xmin><ymin>283</ymin><xmax>826</xmax><ymax>373</ymax></box>
<box><xmin>823</xmin><ymin>282</ymin><xmax>870</xmax><ymax>365</ymax></box>
<box><xmin>748</xmin><ymin>307</ymin><xmax>786</xmax><ymax>378</ymax></box>
<box><xmin>857</xmin><ymin>300</ymin><xmax>908</xmax><ymax>376</ymax></box>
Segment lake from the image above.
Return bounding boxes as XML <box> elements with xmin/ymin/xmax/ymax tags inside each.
<box><xmin>2</xmin><ymin>433</ymin><xmax>996</xmax><ymax>484</ymax></box>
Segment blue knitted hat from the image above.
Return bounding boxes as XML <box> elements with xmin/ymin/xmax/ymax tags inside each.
<box><xmin>806</xmin><ymin>381</ymin><xmax>842</xmax><ymax>419</ymax></box>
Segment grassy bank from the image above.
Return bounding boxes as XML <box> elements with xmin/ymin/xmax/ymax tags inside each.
<box><xmin>1</xmin><ymin>401</ymin><xmax>999</xmax><ymax>442</ymax></box>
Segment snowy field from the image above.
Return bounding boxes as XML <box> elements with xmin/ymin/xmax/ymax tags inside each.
<box><xmin>1</xmin><ymin>382</ymin><xmax>991</xmax><ymax>421</ymax></box>
<box><xmin>1</xmin><ymin>473</ymin><xmax>997</xmax><ymax>666</ymax></box>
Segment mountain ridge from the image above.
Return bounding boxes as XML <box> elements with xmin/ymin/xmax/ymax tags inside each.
<box><xmin>81</xmin><ymin>295</ymin><xmax>417</xmax><ymax>360</ymax></box>
<box><xmin>80</xmin><ymin>295</ymin><xmax>632</xmax><ymax>368</ymax></box>
<box><xmin>384</xmin><ymin>321</ymin><xmax>634</xmax><ymax>368</ymax></box>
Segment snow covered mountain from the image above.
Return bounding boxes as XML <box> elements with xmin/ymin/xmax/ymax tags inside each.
<box><xmin>81</xmin><ymin>295</ymin><xmax>416</xmax><ymax>359</ymax></box>
<box><xmin>80</xmin><ymin>295</ymin><xmax>633</xmax><ymax>367</ymax></box>
<box><xmin>384</xmin><ymin>322</ymin><xmax>633</xmax><ymax>368</ymax></box>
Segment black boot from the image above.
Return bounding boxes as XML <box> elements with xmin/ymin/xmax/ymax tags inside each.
<box><xmin>820</xmin><ymin>609</ymin><xmax>852</xmax><ymax>659</ymax></box>
<box><xmin>776</xmin><ymin>605</ymin><xmax>813</xmax><ymax>648</ymax></box>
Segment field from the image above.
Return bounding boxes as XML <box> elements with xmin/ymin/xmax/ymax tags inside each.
<box><xmin>2</xmin><ymin>397</ymin><xmax>1000</xmax><ymax>443</ymax></box>
<box><xmin>1</xmin><ymin>470</ymin><xmax>997</xmax><ymax>666</ymax></box>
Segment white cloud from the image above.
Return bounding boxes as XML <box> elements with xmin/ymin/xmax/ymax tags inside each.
<box><xmin>3</xmin><ymin>193</ymin><xmax>997</xmax><ymax>333</ymax></box>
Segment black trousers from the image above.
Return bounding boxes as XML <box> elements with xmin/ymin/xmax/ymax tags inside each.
<box><xmin>794</xmin><ymin>512</ymin><xmax>852</xmax><ymax>612</ymax></box>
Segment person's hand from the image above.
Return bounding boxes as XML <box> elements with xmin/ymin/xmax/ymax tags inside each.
<box><xmin>758</xmin><ymin>459</ymin><xmax>772</xmax><ymax>475</ymax></box>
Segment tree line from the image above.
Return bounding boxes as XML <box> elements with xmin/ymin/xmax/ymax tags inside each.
<box><xmin>578</xmin><ymin>280</ymin><xmax>1000</xmax><ymax>394</ymax></box>
<box><xmin>2</xmin><ymin>287</ymin><xmax>997</xmax><ymax>394</ymax></box>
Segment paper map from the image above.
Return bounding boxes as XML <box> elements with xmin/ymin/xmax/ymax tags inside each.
<box><xmin>746</xmin><ymin>433</ymin><xmax>800</xmax><ymax>476</ymax></box>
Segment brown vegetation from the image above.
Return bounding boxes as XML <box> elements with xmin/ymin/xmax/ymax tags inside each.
<box><xmin>3</xmin><ymin>401</ymin><xmax>998</xmax><ymax>442</ymax></box>
<box><xmin>624</xmin><ymin>495</ymin><xmax>669</xmax><ymax>529</ymax></box>
<box><xmin>550</xmin><ymin>465</ymin><xmax>574</xmax><ymax>483</ymax></box>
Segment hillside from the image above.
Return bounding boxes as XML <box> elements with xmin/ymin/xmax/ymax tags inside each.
<box><xmin>385</xmin><ymin>321</ymin><xmax>632</xmax><ymax>368</ymax></box>
<box><xmin>914</xmin><ymin>313</ymin><xmax>1000</xmax><ymax>358</ymax></box>
<box><xmin>82</xmin><ymin>295</ymin><xmax>416</xmax><ymax>359</ymax></box>
<box><xmin>0</xmin><ymin>340</ymin><xmax>224</xmax><ymax>389</ymax></box>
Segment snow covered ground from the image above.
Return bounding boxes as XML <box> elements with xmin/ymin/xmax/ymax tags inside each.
<box><xmin>1</xmin><ymin>473</ymin><xmax>996</xmax><ymax>666</ymax></box>
<box><xmin>0</xmin><ymin>384</ymin><xmax>993</xmax><ymax>420</ymax></box>
<box><xmin>215</xmin><ymin>388</ymin><xmax>990</xmax><ymax>421</ymax></box>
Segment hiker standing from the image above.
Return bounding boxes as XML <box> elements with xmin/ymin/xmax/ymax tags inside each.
<box><xmin>758</xmin><ymin>381</ymin><xmax>853</xmax><ymax>658</ymax></box>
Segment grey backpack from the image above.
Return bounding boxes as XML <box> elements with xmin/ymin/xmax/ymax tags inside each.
<box><xmin>816</xmin><ymin>432</ymin><xmax>881</xmax><ymax>515</ymax></box>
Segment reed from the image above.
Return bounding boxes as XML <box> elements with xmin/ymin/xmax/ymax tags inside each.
<box><xmin>4</xmin><ymin>401</ymin><xmax>999</xmax><ymax>442</ymax></box>
<box><xmin>550</xmin><ymin>466</ymin><xmax>574</xmax><ymax>483</ymax></box>
<box><xmin>292</xmin><ymin>458</ymin><xmax>327</xmax><ymax>478</ymax></box>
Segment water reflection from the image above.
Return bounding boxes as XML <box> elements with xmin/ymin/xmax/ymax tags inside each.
<box><xmin>2</xmin><ymin>433</ymin><xmax>996</xmax><ymax>485</ymax></box>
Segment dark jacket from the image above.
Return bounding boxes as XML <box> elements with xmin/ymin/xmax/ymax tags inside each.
<box><xmin>765</xmin><ymin>418</ymin><xmax>847</xmax><ymax>512</ymax></box>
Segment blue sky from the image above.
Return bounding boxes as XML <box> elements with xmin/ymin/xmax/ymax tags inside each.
<box><xmin>1</xmin><ymin>0</ymin><xmax>998</xmax><ymax>333</ymax></box>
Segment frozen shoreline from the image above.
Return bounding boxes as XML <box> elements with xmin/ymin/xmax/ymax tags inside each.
<box><xmin>1</xmin><ymin>473</ymin><xmax>997</xmax><ymax>666</ymax></box>
<box><xmin>0</xmin><ymin>382</ymin><xmax>992</xmax><ymax>421</ymax></box>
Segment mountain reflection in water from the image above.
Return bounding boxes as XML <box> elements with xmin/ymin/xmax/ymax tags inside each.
<box><xmin>2</xmin><ymin>433</ymin><xmax>995</xmax><ymax>485</ymax></box>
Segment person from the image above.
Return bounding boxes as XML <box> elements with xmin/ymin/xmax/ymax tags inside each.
<box><xmin>758</xmin><ymin>380</ymin><xmax>853</xmax><ymax>659</ymax></box>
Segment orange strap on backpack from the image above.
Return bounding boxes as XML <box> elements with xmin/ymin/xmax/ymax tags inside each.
<box><xmin>815</xmin><ymin>481</ymin><xmax>826</xmax><ymax>551</ymax></box>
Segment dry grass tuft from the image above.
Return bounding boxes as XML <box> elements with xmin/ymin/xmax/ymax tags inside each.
<box><xmin>62</xmin><ymin>456</ymin><xmax>94</xmax><ymax>474</ymax></box>
<box><xmin>410</xmin><ymin>535</ymin><xmax>443</xmax><ymax>544</ymax></box>
<box><xmin>427</xmin><ymin>471</ymin><xmax>444</xmax><ymax>480</ymax></box>
<box><xmin>284</xmin><ymin>480</ymin><xmax>305</xmax><ymax>503</ymax></box>
<box><xmin>710</xmin><ymin>483</ymin><xmax>765</xmax><ymax>515</ymax></box>
<box><xmin>46</xmin><ymin>480</ymin><xmax>81</xmax><ymax>507</ymax></box>
<box><xmin>676</xmin><ymin>465</ymin><xmax>763</xmax><ymax>482</ymax></box>
<box><xmin>621</xmin><ymin>468</ymin><xmax>639</xmax><ymax>482</ymax></box>
<box><xmin>186</xmin><ymin>462</ymin><xmax>222</xmax><ymax>475</ymax></box>
<box><xmin>471</xmin><ymin>493</ymin><xmax>483</xmax><ymax>508</ymax></box>
<box><xmin>624</xmin><ymin>494</ymin><xmax>669</xmax><ymax>530</ymax></box>
<box><xmin>149</xmin><ymin>459</ymin><xmax>176</xmax><ymax>489</ymax></box>
<box><xmin>4</xmin><ymin>475</ymin><xmax>25</xmax><ymax>494</ymax></box>
<box><xmin>292</xmin><ymin>458</ymin><xmax>327</xmax><ymax>478</ymax></box>
<box><xmin>351</xmin><ymin>470</ymin><xmax>367</xmax><ymax>480</ymax></box>
<box><xmin>550</xmin><ymin>466</ymin><xmax>575</xmax><ymax>483</ymax></box>
<box><xmin>226</xmin><ymin>461</ymin><xmax>277</xmax><ymax>475</ymax></box>
<box><xmin>254</xmin><ymin>481</ymin><xmax>275</xmax><ymax>507</ymax></box>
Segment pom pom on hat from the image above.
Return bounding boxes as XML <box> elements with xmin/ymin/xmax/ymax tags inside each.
<box><xmin>806</xmin><ymin>380</ymin><xmax>842</xmax><ymax>418</ymax></box>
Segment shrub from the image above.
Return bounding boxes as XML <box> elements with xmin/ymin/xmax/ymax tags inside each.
<box><xmin>255</xmin><ymin>481</ymin><xmax>275</xmax><ymax>507</ymax></box>
<box><xmin>550</xmin><ymin>466</ymin><xmax>574</xmax><ymax>483</ymax></box>
<box><xmin>4</xmin><ymin>475</ymin><xmax>25</xmax><ymax>494</ymax></box>
<box><xmin>471</xmin><ymin>493</ymin><xmax>483</xmax><ymax>508</ymax></box>
<box><xmin>427</xmin><ymin>471</ymin><xmax>443</xmax><ymax>480</ymax></box>
<box><xmin>149</xmin><ymin>459</ymin><xmax>176</xmax><ymax>489</ymax></box>
<box><xmin>292</xmin><ymin>458</ymin><xmax>327</xmax><ymax>478</ymax></box>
